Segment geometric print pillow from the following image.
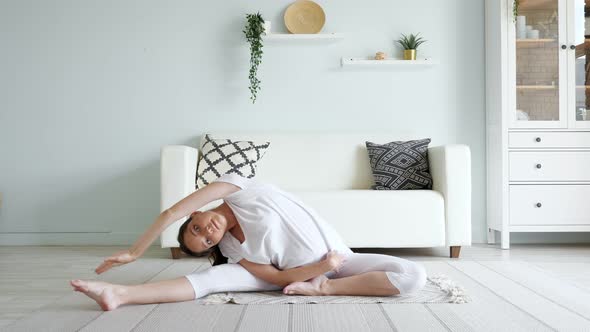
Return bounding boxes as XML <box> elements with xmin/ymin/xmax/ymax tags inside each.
<box><xmin>365</xmin><ymin>139</ymin><xmax>433</xmax><ymax>190</ymax></box>
<box><xmin>195</xmin><ymin>134</ymin><xmax>271</xmax><ymax>189</ymax></box>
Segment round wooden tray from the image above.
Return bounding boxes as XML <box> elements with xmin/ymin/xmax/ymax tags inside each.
<box><xmin>284</xmin><ymin>0</ymin><xmax>326</xmax><ymax>34</ymax></box>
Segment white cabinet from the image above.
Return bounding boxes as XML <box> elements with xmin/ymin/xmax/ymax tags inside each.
<box><xmin>508</xmin><ymin>131</ymin><xmax>590</xmax><ymax>147</ymax></box>
<box><xmin>510</xmin><ymin>185</ymin><xmax>590</xmax><ymax>226</ymax></box>
<box><xmin>510</xmin><ymin>151</ymin><xmax>590</xmax><ymax>181</ymax></box>
<box><xmin>486</xmin><ymin>0</ymin><xmax>590</xmax><ymax>249</ymax></box>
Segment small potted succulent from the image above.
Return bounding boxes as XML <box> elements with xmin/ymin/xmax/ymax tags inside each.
<box><xmin>243</xmin><ymin>12</ymin><xmax>265</xmax><ymax>104</ymax></box>
<box><xmin>396</xmin><ymin>33</ymin><xmax>427</xmax><ymax>60</ymax></box>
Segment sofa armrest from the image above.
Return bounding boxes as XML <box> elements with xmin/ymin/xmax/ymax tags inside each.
<box><xmin>428</xmin><ymin>144</ymin><xmax>472</xmax><ymax>247</ymax></box>
<box><xmin>160</xmin><ymin>145</ymin><xmax>199</xmax><ymax>248</ymax></box>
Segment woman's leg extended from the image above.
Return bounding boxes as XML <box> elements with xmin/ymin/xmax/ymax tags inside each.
<box><xmin>70</xmin><ymin>277</ymin><xmax>195</xmax><ymax>311</ymax></box>
<box><xmin>71</xmin><ymin>263</ymin><xmax>280</xmax><ymax>311</ymax></box>
<box><xmin>284</xmin><ymin>253</ymin><xmax>427</xmax><ymax>297</ymax></box>
<box><xmin>185</xmin><ymin>263</ymin><xmax>281</xmax><ymax>299</ymax></box>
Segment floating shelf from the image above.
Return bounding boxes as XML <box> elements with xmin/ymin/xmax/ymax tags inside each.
<box><xmin>341</xmin><ymin>57</ymin><xmax>438</xmax><ymax>67</ymax></box>
<box><xmin>262</xmin><ymin>33</ymin><xmax>344</xmax><ymax>42</ymax></box>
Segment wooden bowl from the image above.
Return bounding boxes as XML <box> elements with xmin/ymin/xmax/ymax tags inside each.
<box><xmin>284</xmin><ymin>1</ymin><xmax>326</xmax><ymax>34</ymax></box>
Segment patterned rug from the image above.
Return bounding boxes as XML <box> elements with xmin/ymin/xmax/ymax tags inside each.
<box><xmin>196</xmin><ymin>274</ymin><xmax>469</xmax><ymax>305</ymax></box>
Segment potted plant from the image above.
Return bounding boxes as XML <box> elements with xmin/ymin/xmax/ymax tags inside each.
<box><xmin>396</xmin><ymin>33</ymin><xmax>427</xmax><ymax>60</ymax></box>
<box><xmin>243</xmin><ymin>12</ymin><xmax>265</xmax><ymax>104</ymax></box>
<box><xmin>513</xmin><ymin>0</ymin><xmax>520</xmax><ymax>22</ymax></box>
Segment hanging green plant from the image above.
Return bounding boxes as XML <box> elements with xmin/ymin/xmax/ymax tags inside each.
<box><xmin>513</xmin><ymin>0</ymin><xmax>520</xmax><ymax>23</ymax></box>
<box><xmin>243</xmin><ymin>12</ymin><xmax>265</xmax><ymax>104</ymax></box>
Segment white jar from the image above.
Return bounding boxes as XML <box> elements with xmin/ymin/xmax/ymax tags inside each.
<box><xmin>527</xmin><ymin>29</ymin><xmax>540</xmax><ymax>39</ymax></box>
<box><xmin>263</xmin><ymin>21</ymin><xmax>272</xmax><ymax>34</ymax></box>
<box><xmin>516</xmin><ymin>16</ymin><xmax>526</xmax><ymax>39</ymax></box>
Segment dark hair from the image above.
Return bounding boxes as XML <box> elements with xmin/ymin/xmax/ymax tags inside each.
<box><xmin>177</xmin><ymin>216</ymin><xmax>228</xmax><ymax>266</ymax></box>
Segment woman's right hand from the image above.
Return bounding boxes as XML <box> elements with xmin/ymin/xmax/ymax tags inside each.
<box><xmin>95</xmin><ymin>249</ymin><xmax>138</xmax><ymax>274</ymax></box>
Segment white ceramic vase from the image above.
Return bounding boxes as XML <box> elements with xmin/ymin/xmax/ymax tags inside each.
<box><xmin>527</xmin><ymin>29</ymin><xmax>540</xmax><ymax>39</ymax></box>
<box><xmin>263</xmin><ymin>21</ymin><xmax>272</xmax><ymax>34</ymax></box>
<box><xmin>516</xmin><ymin>16</ymin><xmax>526</xmax><ymax>39</ymax></box>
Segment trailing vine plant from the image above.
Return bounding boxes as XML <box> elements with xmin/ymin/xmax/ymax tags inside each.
<box><xmin>243</xmin><ymin>12</ymin><xmax>265</xmax><ymax>104</ymax></box>
<box><xmin>513</xmin><ymin>0</ymin><xmax>520</xmax><ymax>23</ymax></box>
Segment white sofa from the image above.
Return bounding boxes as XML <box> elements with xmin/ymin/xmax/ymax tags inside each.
<box><xmin>160</xmin><ymin>133</ymin><xmax>472</xmax><ymax>258</ymax></box>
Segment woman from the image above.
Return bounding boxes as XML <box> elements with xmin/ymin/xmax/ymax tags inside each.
<box><xmin>70</xmin><ymin>173</ymin><xmax>427</xmax><ymax>311</ymax></box>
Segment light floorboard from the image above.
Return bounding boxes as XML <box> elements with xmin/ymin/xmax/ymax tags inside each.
<box><xmin>381</xmin><ymin>304</ymin><xmax>450</xmax><ymax>332</ymax></box>
<box><xmin>478</xmin><ymin>261</ymin><xmax>590</xmax><ymax>320</ymax></box>
<box><xmin>423</xmin><ymin>261</ymin><xmax>553</xmax><ymax>332</ymax></box>
<box><xmin>528</xmin><ymin>261</ymin><xmax>590</xmax><ymax>294</ymax></box>
<box><xmin>237</xmin><ymin>305</ymin><xmax>291</xmax><ymax>332</ymax></box>
<box><xmin>359</xmin><ymin>304</ymin><xmax>395</xmax><ymax>331</ymax></box>
<box><xmin>132</xmin><ymin>303</ymin><xmax>244</xmax><ymax>332</ymax></box>
<box><xmin>449</xmin><ymin>260</ymin><xmax>590</xmax><ymax>330</ymax></box>
<box><xmin>0</xmin><ymin>244</ymin><xmax>589</xmax><ymax>331</ymax></box>
<box><xmin>291</xmin><ymin>304</ymin><xmax>373</xmax><ymax>332</ymax></box>
<box><xmin>3</xmin><ymin>259</ymin><xmax>172</xmax><ymax>332</ymax></box>
<box><xmin>79</xmin><ymin>261</ymin><xmax>205</xmax><ymax>332</ymax></box>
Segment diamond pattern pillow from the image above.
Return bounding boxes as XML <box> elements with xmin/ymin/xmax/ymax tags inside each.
<box><xmin>195</xmin><ymin>134</ymin><xmax>271</xmax><ymax>189</ymax></box>
<box><xmin>365</xmin><ymin>139</ymin><xmax>433</xmax><ymax>190</ymax></box>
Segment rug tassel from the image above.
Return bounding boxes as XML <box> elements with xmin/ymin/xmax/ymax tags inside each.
<box><xmin>427</xmin><ymin>274</ymin><xmax>470</xmax><ymax>304</ymax></box>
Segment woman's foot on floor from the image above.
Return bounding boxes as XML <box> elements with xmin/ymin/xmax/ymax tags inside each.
<box><xmin>283</xmin><ymin>275</ymin><xmax>329</xmax><ymax>296</ymax></box>
<box><xmin>69</xmin><ymin>279</ymin><xmax>125</xmax><ymax>311</ymax></box>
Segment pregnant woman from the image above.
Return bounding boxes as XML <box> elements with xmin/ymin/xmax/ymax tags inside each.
<box><xmin>70</xmin><ymin>173</ymin><xmax>427</xmax><ymax>311</ymax></box>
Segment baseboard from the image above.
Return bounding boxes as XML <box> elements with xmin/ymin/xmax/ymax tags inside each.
<box><xmin>0</xmin><ymin>232</ymin><xmax>160</xmax><ymax>246</ymax></box>
<box><xmin>474</xmin><ymin>232</ymin><xmax>590</xmax><ymax>244</ymax></box>
<box><xmin>1</xmin><ymin>232</ymin><xmax>588</xmax><ymax>246</ymax></box>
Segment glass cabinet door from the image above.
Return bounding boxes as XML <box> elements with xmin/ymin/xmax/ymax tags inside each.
<box><xmin>569</xmin><ymin>0</ymin><xmax>590</xmax><ymax>127</ymax></box>
<box><xmin>511</xmin><ymin>0</ymin><xmax>567</xmax><ymax>128</ymax></box>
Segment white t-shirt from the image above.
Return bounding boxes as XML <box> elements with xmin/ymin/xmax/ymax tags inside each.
<box><xmin>214</xmin><ymin>173</ymin><xmax>352</xmax><ymax>269</ymax></box>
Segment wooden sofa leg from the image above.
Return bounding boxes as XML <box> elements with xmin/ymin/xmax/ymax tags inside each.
<box><xmin>170</xmin><ymin>248</ymin><xmax>182</xmax><ymax>259</ymax></box>
<box><xmin>450</xmin><ymin>246</ymin><xmax>461</xmax><ymax>258</ymax></box>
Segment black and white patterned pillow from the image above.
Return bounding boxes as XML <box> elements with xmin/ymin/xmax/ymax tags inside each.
<box><xmin>195</xmin><ymin>134</ymin><xmax>270</xmax><ymax>189</ymax></box>
<box><xmin>365</xmin><ymin>139</ymin><xmax>433</xmax><ymax>190</ymax></box>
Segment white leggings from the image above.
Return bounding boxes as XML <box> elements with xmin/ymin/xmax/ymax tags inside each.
<box><xmin>184</xmin><ymin>253</ymin><xmax>427</xmax><ymax>299</ymax></box>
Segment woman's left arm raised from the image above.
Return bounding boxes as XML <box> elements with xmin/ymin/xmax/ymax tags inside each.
<box><xmin>238</xmin><ymin>250</ymin><xmax>345</xmax><ymax>287</ymax></box>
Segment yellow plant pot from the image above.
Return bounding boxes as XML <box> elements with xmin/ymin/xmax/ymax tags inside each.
<box><xmin>403</xmin><ymin>49</ymin><xmax>417</xmax><ymax>60</ymax></box>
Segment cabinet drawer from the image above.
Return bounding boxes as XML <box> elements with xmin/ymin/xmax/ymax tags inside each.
<box><xmin>510</xmin><ymin>185</ymin><xmax>590</xmax><ymax>225</ymax></box>
<box><xmin>510</xmin><ymin>151</ymin><xmax>590</xmax><ymax>181</ymax></box>
<box><xmin>509</xmin><ymin>132</ymin><xmax>590</xmax><ymax>148</ymax></box>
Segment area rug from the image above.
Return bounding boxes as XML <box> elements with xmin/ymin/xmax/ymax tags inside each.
<box><xmin>195</xmin><ymin>274</ymin><xmax>469</xmax><ymax>305</ymax></box>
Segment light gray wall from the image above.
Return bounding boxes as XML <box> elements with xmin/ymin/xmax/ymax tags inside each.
<box><xmin>1</xmin><ymin>0</ymin><xmax>587</xmax><ymax>246</ymax></box>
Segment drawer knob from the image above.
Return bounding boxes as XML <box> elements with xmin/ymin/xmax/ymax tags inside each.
<box><xmin>536</xmin><ymin>202</ymin><xmax>542</xmax><ymax>208</ymax></box>
<box><xmin>536</xmin><ymin>164</ymin><xmax>542</xmax><ymax>169</ymax></box>
<box><xmin>535</xmin><ymin>137</ymin><xmax>542</xmax><ymax>142</ymax></box>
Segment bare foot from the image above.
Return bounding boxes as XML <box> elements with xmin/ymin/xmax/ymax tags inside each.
<box><xmin>70</xmin><ymin>279</ymin><xmax>125</xmax><ymax>311</ymax></box>
<box><xmin>283</xmin><ymin>275</ymin><xmax>330</xmax><ymax>296</ymax></box>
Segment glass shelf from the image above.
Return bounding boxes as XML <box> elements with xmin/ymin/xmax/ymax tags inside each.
<box><xmin>516</xmin><ymin>38</ymin><xmax>557</xmax><ymax>43</ymax></box>
<box><xmin>516</xmin><ymin>85</ymin><xmax>558</xmax><ymax>90</ymax></box>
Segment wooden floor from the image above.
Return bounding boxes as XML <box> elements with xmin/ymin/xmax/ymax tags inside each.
<box><xmin>1</xmin><ymin>244</ymin><xmax>590</xmax><ymax>331</ymax></box>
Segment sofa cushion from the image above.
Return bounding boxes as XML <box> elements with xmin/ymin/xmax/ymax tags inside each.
<box><xmin>365</xmin><ymin>139</ymin><xmax>433</xmax><ymax>190</ymax></box>
<box><xmin>295</xmin><ymin>190</ymin><xmax>445</xmax><ymax>248</ymax></box>
<box><xmin>195</xmin><ymin>134</ymin><xmax>270</xmax><ymax>189</ymax></box>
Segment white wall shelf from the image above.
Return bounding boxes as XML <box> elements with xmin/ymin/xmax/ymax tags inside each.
<box><xmin>341</xmin><ymin>57</ymin><xmax>438</xmax><ymax>67</ymax></box>
<box><xmin>262</xmin><ymin>33</ymin><xmax>344</xmax><ymax>42</ymax></box>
